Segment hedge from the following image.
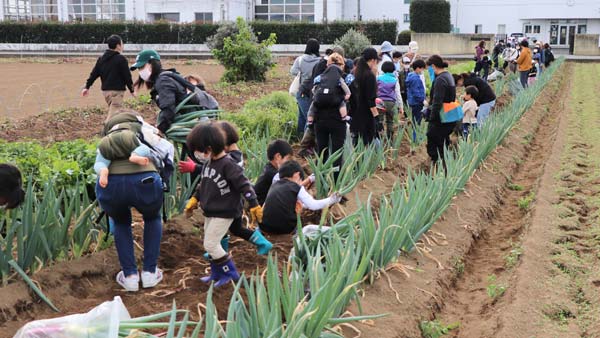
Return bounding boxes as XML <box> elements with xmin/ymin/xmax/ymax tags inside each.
<box><xmin>0</xmin><ymin>20</ymin><xmax>397</xmax><ymax>45</ymax></box>
<box><xmin>410</xmin><ymin>0</ymin><xmax>451</xmax><ymax>33</ymax></box>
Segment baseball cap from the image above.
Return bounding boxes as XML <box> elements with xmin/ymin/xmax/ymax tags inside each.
<box><xmin>402</xmin><ymin>56</ymin><xmax>411</xmax><ymax>64</ymax></box>
<box><xmin>130</xmin><ymin>49</ymin><xmax>161</xmax><ymax>70</ymax></box>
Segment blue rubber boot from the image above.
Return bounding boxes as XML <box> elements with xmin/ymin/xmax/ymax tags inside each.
<box><xmin>250</xmin><ymin>230</ymin><xmax>273</xmax><ymax>255</ymax></box>
<box><xmin>200</xmin><ymin>261</ymin><xmax>217</xmax><ymax>283</ymax></box>
<box><xmin>203</xmin><ymin>235</ymin><xmax>230</xmax><ymax>260</ymax></box>
<box><xmin>213</xmin><ymin>256</ymin><xmax>240</xmax><ymax>288</ymax></box>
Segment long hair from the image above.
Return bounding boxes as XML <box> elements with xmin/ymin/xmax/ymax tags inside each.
<box><xmin>354</xmin><ymin>48</ymin><xmax>378</xmax><ymax>87</ymax></box>
<box><xmin>134</xmin><ymin>58</ymin><xmax>163</xmax><ymax>90</ymax></box>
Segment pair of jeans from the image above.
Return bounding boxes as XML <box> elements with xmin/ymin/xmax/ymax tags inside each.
<box><xmin>296</xmin><ymin>92</ymin><xmax>311</xmax><ymax>137</ymax></box>
<box><xmin>462</xmin><ymin>123</ymin><xmax>473</xmax><ymax>140</ymax></box>
<box><xmin>519</xmin><ymin>71</ymin><xmax>529</xmax><ymax>88</ymax></box>
<box><xmin>315</xmin><ymin>119</ymin><xmax>346</xmax><ymax>181</ymax></box>
<box><xmin>96</xmin><ymin>172</ymin><xmax>164</xmax><ymax>277</ymax></box>
<box><xmin>409</xmin><ymin>103</ymin><xmax>424</xmax><ymax>141</ymax></box>
<box><xmin>477</xmin><ymin>100</ymin><xmax>496</xmax><ymax>126</ymax></box>
<box><xmin>426</xmin><ymin>122</ymin><xmax>456</xmax><ymax>162</ymax></box>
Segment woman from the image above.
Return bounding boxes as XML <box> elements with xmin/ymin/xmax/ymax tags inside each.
<box><xmin>474</xmin><ymin>40</ymin><xmax>486</xmax><ymax>75</ymax></box>
<box><xmin>291</xmin><ymin>38</ymin><xmax>321</xmax><ymax>137</ymax></box>
<box><xmin>515</xmin><ymin>40</ymin><xmax>532</xmax><ymax>88</ymax></box>
<box><xmin>0</xmin><ymin>163</ymin><xmax>25</xmax><ymax>210</ymax></box>
<box><xmin>377</xmin><ymin>40</ymin><xmax>394</xmax><ymax>75</ymax></box>
<box><xmin>425</xmin><ymin>55</ymin><xmax>458</xmax><ymax>163</ymax></box>
<box><xmin>96</xmin><ymin>114</ymin><xmax>164</xmax><ymax>292</ymax></box>
<box><xmin>131</xmin><ymin>50</ymin><xmax>218</xmax><ymax>134</ymax></box>
<box><xmin>455</xmin><ymin>73</ymin><xmax>496</xmax><ymax>125</ymax></box>
<box><xmin>349</xmin><ymin>48</ymin><xmax>379</xmax><ymax>145</ymax></box>
<box><xmin>543</xmin><ymin>43</ymin><xmax>555</xmax><ymax>68</ymax></box>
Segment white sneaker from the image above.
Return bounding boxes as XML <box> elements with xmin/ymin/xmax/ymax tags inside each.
<box><xmin>141</xmin><ymin>268</ymin><xmax>164</xmax><ymax>288</ymax></box>
<box><xmin>116</xmin><ymin>271</ymin><xmax>139</xmax><ymax>292</ymax></box>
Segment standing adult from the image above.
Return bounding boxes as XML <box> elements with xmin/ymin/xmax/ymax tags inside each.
<box><xmin>515</xmin><ymin>40</ymin><xmax>532</xmax><ymax>88</ymax></box>
<box><xmin>425</xmin><ymin>55</ymin><xmax>457</xmax><ymax>163</ymax></box>
<box><xmin>377</xmin><ymin>41</ymin><xmax>394</xmax><ymax>75</ymax></box>
<box><xmin>543</xmin><ymin>43</ymin><xmax>555</xmax><ymax>68</ymax></box>
<box><xmin>492</xmin><ymin>40</ymin><xmax>505</xmax><ymax>71</ymax></box>
<box><xmin>502</xmin><ymin>43</ymin><xmax>519</xmax><ymax>73</ymax></box>
<box><xmin>96</xmin><ymin>114</ymin><xmax>164</xmax><ymax>292</ymax></box>
<box><xmin>82</xmin><ymin>34</ymin><xmax>134</xmax><ymax>120</ymax></box>
<box><xmin>290</xmin><ymin>39</ymin><xmax>322</xmax><ymax>137</ymax></box>
<box><xmin>474</xmin><ymin>40</ymin><xmax>486</xmax><ymax>75</ymax></box>
<box><xmin>455</xmin><ymin>73</ymin><xmax>496</xmax><ymax>125</ymax></box>
<box><xmin>349</xmin><ymin>48</ymin><xmax>379</xmax><ymax>145</ymax></box>
<box><xmin>0</xmin><ymin>164</ymin><xmax>25</xmax><ymax>210</ymax></box>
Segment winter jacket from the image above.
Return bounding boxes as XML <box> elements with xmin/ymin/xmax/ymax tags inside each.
<box><xmin>254</xmin><ymin>162</ymin><xmax>278</xmax><ymax>205</ymax></box>
<box><xmin>475</xmin><ymin>46</ymin><xmax>484</xmax><ymax>62</ymax></box>
<box><xmin>377</xmin><ymin>73</ymin><xmax>401</xmax><ymax>103</ymax></box>
<box><xmin>291</xmin><ymin>54</ymin><xmax>321</xmax><ymax>96</ymax></box>
<box><xmin>405</xmin><ymin>72</ymin><xmax>426</xmax><ymax>106</ymax></box>
<box><xmin>463</xmin><ymin>76</ymin><xmax>496</xmax><ymax>105</ymax></box>
<box><xmin>85</xmin><ymin>49</ymin><xmax>133</xmax><ymax>93</ymax></box>
<box><xmin>195</xmin><ymin>155</ymin><xmax>258</xmax><ymax>219</ymax></box>
<box><xmin>428</xmin><ymin>71</ymin><xmax>457</xmax><ymax>125</ymax></box>
<box><xmin>516</xmin><ymin>47</ymin><xmax>532</xmax><ymax>72</ymax></box>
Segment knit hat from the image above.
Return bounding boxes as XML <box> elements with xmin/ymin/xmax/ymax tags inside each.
<box><xmin>380</xmin><ymin>41</ymin><xmax>393</xmax><ymax>53</ymax></box>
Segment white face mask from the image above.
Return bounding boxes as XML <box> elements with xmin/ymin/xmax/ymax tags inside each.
<box><xmin>404</xmin><ymin>64</ymin><xmax>410</xmax><ymax>70</ymax></box>
<box><xmin>139</xmin><ymin>67</ymin><xmax>152</xmax><ymax>81</ymax></box>
<box><xmin>194</xmin><ymin>151</ymin><xmax>209</xmax><ymax>164</ymax></box>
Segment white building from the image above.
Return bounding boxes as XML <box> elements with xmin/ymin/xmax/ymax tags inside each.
<box><xmin>1</xmin><ymin>0</ymin><xmax>598</xmax><ymax>52</ymax></box>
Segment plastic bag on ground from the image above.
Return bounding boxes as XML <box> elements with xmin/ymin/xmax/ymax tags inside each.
<box><xmin>14</xmin><ymin>296</ymin><xmax>131</xmax><ymax>338</ymax></box>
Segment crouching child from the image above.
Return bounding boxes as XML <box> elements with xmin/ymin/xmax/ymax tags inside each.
<box><xmin>259</xmin><ymin>160</ymin><xmax>342</xmax><ymax>235</ymax></box>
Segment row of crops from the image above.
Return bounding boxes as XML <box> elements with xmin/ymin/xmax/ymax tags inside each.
<box><xmin>114</xmin><ymin>60</ymin><xmax>564</xmax><ymax>337</ymax></box>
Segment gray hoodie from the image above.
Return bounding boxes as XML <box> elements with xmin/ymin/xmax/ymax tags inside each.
<box><xmin>290</xmin><ymin>54</ymin><xmax>321</xmax><ymax>85</ymax></box>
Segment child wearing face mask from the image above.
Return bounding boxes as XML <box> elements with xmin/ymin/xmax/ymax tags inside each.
<box><xmin>397</xmin><ymin>56</ymin><xmax>412</xmax><ymax>110</ymax></box>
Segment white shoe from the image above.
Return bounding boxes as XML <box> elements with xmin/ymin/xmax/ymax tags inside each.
<box><xmin>116</xmin><ymin>271</ymin><xmax>139</xmax><ymax>292</ymax></box>
<box><xmin>141</xmin><ymin>268</ymin><xmax>163</xmax><ymax>288</ymax></box>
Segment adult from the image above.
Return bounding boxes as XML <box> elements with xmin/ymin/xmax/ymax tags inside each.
<box><xmin>515</xmin><ymin>40</ymin><xmax>532</xmax><ymax>88</ymax></box>
<box><xmin>0</xmin><ymin>164</ymin><xmax>25</xmax><ymax>210</ymax></box>
<box><xmin>455</xmin><ymin>73</ymin><xmax>496</xmax><ymax>125</ymax></box>
<box><xmin>377</xmin><ymin>41</ymin><xmax>394</xmax><ymax>75</ymax></box>
<box><xmin>502</xmin><ymin>43</ymin><xmax>519</xmax><ymax>73</ymax></box>
<box><xmin>291</xmin><ymin>39</ymin><xmax>321</xmax><ymax>137</ymax></box>
<box><xmin>492</xmin><ymin>40</ymin><xmax>505</xmax><ymax>71</ymax></box>
<box><xmin>96</xmin><ymin>114</ymin><xmax>164</xmax><ymax>292</ymax></box>
<box><xmin>82</xmin><ymin>34</ymin><xmax>134</xmax><ymax>120</ymax></box>
<box><xmin>543</xmin><ymin>43</ymin><xmax>555</xmax><ymax>68</ymax></box>
<box><xmin>425</xmin><ymin>55</ymin><xmax>457</xmax><ymax>163</ymax></box>
<box><xmin>474</xmin><ymin>40</ymin><xmax>486</xmax><ymax>76</ymax></box>
<box><xmin>131</xmin><ymin>50</ymin><xmax>218</xmax><ymax>134</ymax></box>
<box><xmin>349</xmin><ymin>48</ymin><xmax>379</xmax><ymax>145</ymax></box>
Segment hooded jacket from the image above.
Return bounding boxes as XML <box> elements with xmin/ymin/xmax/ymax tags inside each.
<box><xmin>290</xmin><ymin>54</ymin><xmax>321</xmax><ymax>95</ymax></box>
<box><xmin>85</xmin><ymin>50</ymin><xmax>133</xmax><ymax>93</ymax></box>
<box><xmin>405</xmin><ymin>72</ymin><xmax>426</xmax><ymax>106</ymax></box>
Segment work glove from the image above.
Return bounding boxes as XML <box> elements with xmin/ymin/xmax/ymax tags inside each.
<box><xmin>178</xmin><ymin>159</ymin><xmax>197</xmax><ymax>174</ymax></box>
<box><xmin>342</xmin><ymin>115</ymin><xmax>352</xmax><ymax>124</ymax></box>
<box><xmin>250</xmin><ymin>205</ymin><xmax>264</xmax><ymax>224</ymax></box>
<box><xmin>184</xmin><ymin>196</ymin><xmax>198</xmax><ymax>218</ymax></box>
<box><xmin>331</xmin><ymin>192</ymin><xmax>343</xmax><ymax>204</ymax></box>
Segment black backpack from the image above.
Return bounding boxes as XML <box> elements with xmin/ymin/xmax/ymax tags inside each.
<box><xmin>312</xmin><ymin>66</ymin><xmax>344</xmax><ymax>109</ymax></box>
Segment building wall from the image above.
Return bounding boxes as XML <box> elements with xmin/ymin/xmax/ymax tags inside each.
<box><xmin>573</xmin><ymin>34</ymin><xmax>600</xmax><ymax>56</ymax></box>
<box><xmin>342</xmin><ymin>0</ymin><xmax>410</xmax><ymax>31</ymax></box>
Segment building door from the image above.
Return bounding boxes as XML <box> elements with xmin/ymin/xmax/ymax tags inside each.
<box><xmin>475</xmin><ymin>24</ymin><xmax>482</xmax><ymax>33</ymax></box>
<box><xmin>568</xmin><ymin>26</ymin><xmax>576</xmax><ymax>54</ymax></box>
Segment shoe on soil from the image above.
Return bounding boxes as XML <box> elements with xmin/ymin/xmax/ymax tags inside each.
<box><xmin>213</xmin><ymin>256</ymin><xmax>240</xmax><ymax>288</ymax></box>
<box><xmin>116</xmin><ymin>271</ymin><xmax>139</xmax><ymax>292</ymax></box>
<box><xmin>203</xmin><ymin>236</ymin><xmax>230</xmax><ymax>260</ymax></box>
<box><xmin>250</xmin><ymin>229</ymin><xmax>273</xmax><ymax>255</ymax></box>
<box><xmin>141</xmin><ymin>268</ymin><xmax>163</xmax><ymax>288</ymax></box>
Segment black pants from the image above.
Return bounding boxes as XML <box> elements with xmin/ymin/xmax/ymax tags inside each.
<box><xmin>228</xmin><ymin>216</ymin><xmax>253</xmax><ymax>241</ymax></box>
<box><xmin>426</xmin><ymin>122</ymin><xmax>456</xmax><ymax>162</ymax></box>
<box><xmin>315</xmin><ymin>119</ymin><xmax>346</xmax><ymax>180</ymax></box>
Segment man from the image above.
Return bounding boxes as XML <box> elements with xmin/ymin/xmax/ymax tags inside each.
<box><xmin>0</xmin><ymin>164</ymin><xmax>25</xmax><ymax>210</ymax></box>
<box><xmin>82</xmin><ymin>34</ymin><xmax>134</xmax><ymax>120</ymax></box>
<box><xmin>492</xmin><ymin>40</ymin><xmax>505</xmax><ymax>71</ymax></box>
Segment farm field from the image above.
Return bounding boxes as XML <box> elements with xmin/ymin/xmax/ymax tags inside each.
<box><xmin>1</xmin><ymin>58</ymin><xmax>597</xmax><ymax>338</ymax></box>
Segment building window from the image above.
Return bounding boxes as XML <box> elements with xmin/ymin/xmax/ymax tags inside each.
<box><xmin>577</xmin><ymin>25</ymin><xmax>586</xmax><ymax>34</ymax></box>
<box><xmin>195</xmin><ymin>12</ymin><xmax>213</xmax><ymax>23</ymax></box>
<box><xmin>497</xmin><ymin>24</ymin><xmax>506</xmax><ymax>35</ymax></box>
<box><xmin>533</xmin><ymin>25</ymin><xmax>540</xmax><ymax>34</ymax></box>
<box><xmin>67</xmin><ymin>0</ymin><xmax>126</xmax><ymax>21</ymax></box>
<box><xmin>255</xmin><ymin>0</ymin><xmax>314</xmax><ymax>22</ymax></box>
<box><xmin>148</xmin><ymin>12</ymin><xmax>180</xmax><ymax>23</ymax></box>
<box><xmin>404</xmin><ymin>0</ymin><xmax>411</xmax><ymax>3</ymax></box>
<box><xmin>524</xmin><ymin>25</ymin><xmax>531</xmax><ymax>34</ymax></box>
<box><xmin>403</xmin><ymin>13</ymin><xmax>409</xmax><ymax>23</ymax></box>
<box><xmin>524</xmin><ymin>24</ymin><xmax>540</xmax><ymax>35</ymax></box>
<box><xmin>550</xmin><ymin>24</ymin><xmax>558</xmax><ymax>44</ymax></box>
<box><xmin>4</xmin><ymin>0</ymin><xmax>59</xmax><ymax>21</ymax></box>
<box><xmin>474</xmin><ymin>24</ymin><xmax>482</xmax><ymax>34</ymax></box>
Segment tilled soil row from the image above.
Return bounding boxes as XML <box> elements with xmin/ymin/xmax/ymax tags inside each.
<box><xmin>349</xmin><ymin>64</ymin><xmax>569</xmax><ymax>338</ymax></box>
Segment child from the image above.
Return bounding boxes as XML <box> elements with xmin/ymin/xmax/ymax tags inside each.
<box><xmin>260</xmin><ymin>161</ymin><xmax>342</xmax><ymax>235</ymax></box>
<box><xmin>392</xmin><ymin>51</ymin><xmax>403</xmax><ymax>72</ymax></box>
<box><xmin>461</xmin><ymin>85</ymin><xmax>479</xmax><ymax>139</ymax></box>
<box><xmin>254</xmin><ymin>139</ymin><xmax>294</xmax><ymax>205</ymax></box>
<box><xmin>0</xmin><ymin>164</ymin><xmax>25</xmax><ymax>210</ymax></box>
<box><xmin>377</xmin><ymin>61</ymin><xmax>403</xmax><ymax>139</ymax></box>
<box><xmin>196</xmin><ymin>121</ymin><xmax>273</xmax><ymax>259</ymax></box>
<box><xmin>398</xmin><ymin>56</ymin><xmax>412</xmax><ymax>110</ymax></box>
<box><xmin>306</xmin><ymin>53</ymin><xmax>352</xmax><ymax>129</ymax></box>
<box><xmin>183</xmin><ymin>122</ymin><xmax>263</xmax><ymax>287</ymax></box>
<box><xmin>184</xmin><ymin>74</ymin><xmax>207</xmax><ymax>91</ymax></box>
<box><xmin>94</xmin><ymin>130</ymin><xmax>152</xmax><ymax>188</ymax></box>
<box><xmin>405</xmin><ymin>59</ymin><xmax>427</xmax><ymax>140</ymax></box>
